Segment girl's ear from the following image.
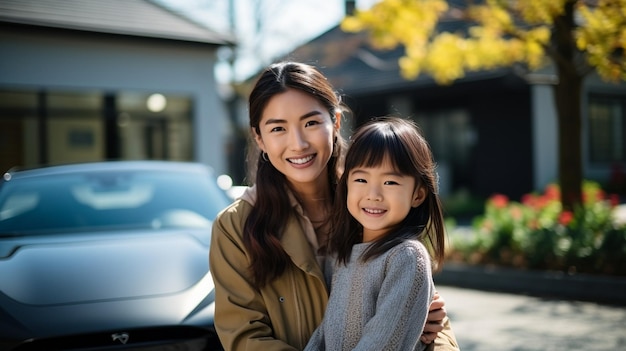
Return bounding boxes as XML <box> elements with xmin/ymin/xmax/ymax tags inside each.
<box><xmin>252</xmin><ymin>127</ymin><xmax>265</xmax><ymax>152</ymax></box>
<box><xmin>412</xmin><ymin>186</ymin><xmax>427</xmax><ymax>208</ymax></box>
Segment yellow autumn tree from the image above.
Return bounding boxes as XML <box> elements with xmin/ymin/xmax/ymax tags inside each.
<box><xmin>342</xmin><ymin>0</ymin><xmax>626</xmax><ymax>210</ymax></box>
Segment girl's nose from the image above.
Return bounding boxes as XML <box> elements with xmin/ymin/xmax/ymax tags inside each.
<box><xmin>367</xmin><ymin>187</ymin><xmax>383</xmax><ymax>201</ymax></box>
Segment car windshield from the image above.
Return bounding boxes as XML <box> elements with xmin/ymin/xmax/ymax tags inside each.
<box><xmin>0</xmin><ymin>169</ymin><xmax>230</xmax><ymax>236</ymax></box>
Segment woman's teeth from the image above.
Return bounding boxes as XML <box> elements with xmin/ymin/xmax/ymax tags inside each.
<box><xmin>289</xmin><ymin>155</ymin><xmax>314</xmax><ymax>164</ymax></box>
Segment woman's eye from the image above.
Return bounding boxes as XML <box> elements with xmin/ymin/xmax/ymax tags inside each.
<box><xmin>305</xmin><ymin>120</ymin><xmax>319</xmax><ymax>127</ymax></box>
<box><xmin>270</xmin><ymin>126</ymin><xmax>285</xmax><ymax>132</ymax></box>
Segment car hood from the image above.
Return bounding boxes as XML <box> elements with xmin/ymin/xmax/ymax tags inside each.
<box><xmin>0</xmin><ymin>230</ymin><xmax>215</xmax><ymax>338</ymax></box>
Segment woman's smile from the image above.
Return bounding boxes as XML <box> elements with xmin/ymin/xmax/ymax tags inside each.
<box><xmin>288</xmin><ymin>154</ymin><xmax>316</xmax><ymax>165</ymax></box>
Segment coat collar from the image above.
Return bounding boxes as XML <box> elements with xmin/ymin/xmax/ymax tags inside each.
<box><xmin>240</xmin><ymin>185</ymin><xmax>326</xmax><ymax>282</ymax></box>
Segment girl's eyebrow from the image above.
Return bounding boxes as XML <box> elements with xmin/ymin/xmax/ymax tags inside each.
<box><xmin>350</xmin><ymin>169</ymin><xmax>368</xmax><ymax>176</ymax></box>
<box><xmin>263</xmin><ymin>110</ymin><xmax>323</xmax><ymax>125</ymax></box>
<box><xmin>350</xmin><ymin>168</ymin><xmax>405</xmax><ymax>177</ymax></box>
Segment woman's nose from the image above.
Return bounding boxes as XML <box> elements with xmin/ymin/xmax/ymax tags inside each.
<box><xmin>289</xmin><ymin>129</ymin><xmax>309</xmax><ymax>151</ymax></box>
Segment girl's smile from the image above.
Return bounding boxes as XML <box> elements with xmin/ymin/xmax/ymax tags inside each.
<box><xmin>362</xmin><ymin>207</ymin><xmax>386</xmax><ymax>215</ymax></box>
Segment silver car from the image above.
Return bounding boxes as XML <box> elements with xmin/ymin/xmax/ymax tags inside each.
<box><xmin>0</xmin><ymin>161</ymin><xmax>231</xmax><ymax>350</ymax></box>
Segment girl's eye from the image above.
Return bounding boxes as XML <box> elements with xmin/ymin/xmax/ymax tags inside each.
<box><xmin>305</xmin><ymin>120</ymin><xmax>319</xmax><ymax>127</ymax></box>
<box><xmin>384</xmin><ymin>180</ymin><xmax>400</xmax><ymax>185</ymax></box>
<box><xmin>353</xmin><ymin>178</ymin><xmax>366</xmax><ymax>183</ymax></box>
<box><xmin>270</xmin><ymin>126</ymin><xmax>285</xmax><ymax>133</ymax></box>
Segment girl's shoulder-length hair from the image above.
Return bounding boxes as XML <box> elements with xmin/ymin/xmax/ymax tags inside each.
<box><xmin>330</xmin><ymin>116</ymin><xmax>446</xmax><ymax>269</ymax></box>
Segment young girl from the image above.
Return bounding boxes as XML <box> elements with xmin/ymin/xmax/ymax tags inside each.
<box><xmin>304</xmin><ymin>116</ymin><xmax>446</xmax><ymax>351</ymax></box>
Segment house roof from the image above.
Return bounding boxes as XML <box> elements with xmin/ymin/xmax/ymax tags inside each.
<box><xmin>285</xmin><ymin>26</ymin><xmax>410</xmax><ymax>94</ymax></box>
<box><xmin>0</xmin><ymin>0</ymin><xmax>234</xmax><ymax>45</ymax></box>
<box><xmin>284</xmin><ymin>5</ymin><xmax>513</xmax><ymax>96</ymax></box>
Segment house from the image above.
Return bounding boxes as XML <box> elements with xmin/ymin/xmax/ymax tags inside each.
<box><xmin>283</xmin><ymin>12</ymin><xmax>626</xmax><ymax>204</ymax></box>
<box><xmin>0</xmin><ymin>0</ymin><xmax>235</xmax><ymax>176</ymax></box>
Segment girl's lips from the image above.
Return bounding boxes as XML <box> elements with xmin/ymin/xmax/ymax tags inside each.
<box><xmin>363</xmin><ymin>208</ymin><xmax>386</xmax><ymax>215</ymax></box>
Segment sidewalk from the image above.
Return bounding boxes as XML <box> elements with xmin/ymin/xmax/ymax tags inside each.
<box><xmin>437</xmin><ymin>285</ymin><xmax>626</xmax><ymax>351</ymax></box>
<box><xmin>434</xmin><ymin>262</ymin><xmax>626</xmax><ymax>306</ymax></box>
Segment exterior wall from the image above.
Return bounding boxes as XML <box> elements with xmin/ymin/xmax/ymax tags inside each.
<box><xmin>531</xmin><ymin>84</ymin><xmax>558</xmax><ymax>191</ymax></box>
<box><xmin>0</xmin><ymin>26</ymin><xmax>229</xmax><ymax>175</ymax></box>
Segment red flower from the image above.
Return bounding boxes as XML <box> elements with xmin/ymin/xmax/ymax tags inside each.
<box><xmin>536</xmin><ymin>195</ymin><xmax>550</xmax><ymax>209</ymax></box>
<box><xmin>610</xmin><ymin>194</ymin><xmax>620</xmax><ymax>207</ymax></box>
<box><xmin>490</xmin><ymin>194</ymin><xmax>509</xmax><ymax>209</ymax></box>
<box><xmin>558</xmin><ymin>211</ymin><xmax>574</xmax><ymax>226</ymax></box>
<box><xmin>544</xmin><ymin>184</ymin><xmax>560</xmax><ymax>201</ymax></box>
<box><xmin>521</xmin><ymin>194</ymin><xmax>535</xmax><ymax>206</ymax></box>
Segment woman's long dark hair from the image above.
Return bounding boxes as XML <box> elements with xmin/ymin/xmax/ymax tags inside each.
<box><xmin>329</xmin><ymin>116</ymin><xmax>446</xmax><ymax>270</ymax></box>
<box><xmin>244</xmin><ymin>61</ymin><xmax>346</xmax><ymax>288</ymax></box>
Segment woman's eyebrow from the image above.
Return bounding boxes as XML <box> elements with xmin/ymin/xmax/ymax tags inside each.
<box><xmin>299</xmin><ymin>110</ymin><xmax>323</xmax><ymax>120</ymax></box>
<box><xmin>263</xmin><ymin>110</ymin><xmax>323</xmax><ymax>125</ymax></box>
<box><xmin>263</xmin><ymin>118</ymin><xmax>286</xmax><ymax>125</ymax></box>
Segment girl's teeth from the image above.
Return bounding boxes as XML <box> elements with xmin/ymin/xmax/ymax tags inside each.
<box><xmin>364</xmin><ymin>208</ymin><xmax>384</xmax><ymax>214</ymax></box>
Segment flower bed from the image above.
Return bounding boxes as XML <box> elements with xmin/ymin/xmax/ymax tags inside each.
<box><xmin>447</xmin><ymin>181</ymin><xmax>626</xmax><ymax>276</ymax></box>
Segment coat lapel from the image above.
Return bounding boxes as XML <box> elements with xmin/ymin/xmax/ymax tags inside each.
<box><xmin>281</xmin><ymin>214</ymin><xmax>325</xmax><ymax>283</ymax></box>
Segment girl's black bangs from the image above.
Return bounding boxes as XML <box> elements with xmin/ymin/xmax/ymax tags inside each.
<box><xmin>347</xmin><ymin>130</ymin><xmax>412</xmax><ymax>175</ymax></box>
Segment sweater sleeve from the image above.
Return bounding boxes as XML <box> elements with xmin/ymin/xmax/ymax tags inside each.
<box><xmin>303</xmin><ymin>323</ymin><xmax>325</xmax><ymax>351</ymax></box>
<box><xmin>209</xmin><ymin>203</ymin><xmax>297</xmax><ymax>351</ymax></box>
<box><xmin>353</xmin><ymin>243</ymin><xmax>434</xmax><ymax>351</ymax></box>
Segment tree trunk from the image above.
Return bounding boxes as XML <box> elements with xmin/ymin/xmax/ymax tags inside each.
<box><xmin>553</xmin><ymin>0</ymin><xmax>583</xmax><ymax>211</ymax></box>
<box><xmin>554</xmin><ymin>69</ymin><xmax>583</xmax><ymax>210</ymax></box>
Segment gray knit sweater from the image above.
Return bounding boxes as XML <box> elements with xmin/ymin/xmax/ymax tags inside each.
<box><xmin>304</xmin><ymin>240</ymin><xmax>434</xmax><ymax>351</ymax></box>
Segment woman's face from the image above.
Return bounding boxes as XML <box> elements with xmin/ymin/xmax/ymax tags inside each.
<box><xmin>254</xmin><ymin>89</ymin><xmax>339</xmax><ymax>191</ymax></box>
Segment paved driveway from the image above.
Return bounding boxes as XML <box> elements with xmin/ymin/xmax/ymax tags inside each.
<box><xmin>437</xmin><ymin>285</ymin><xmax>626</xmax><ymax>351</ymax></box>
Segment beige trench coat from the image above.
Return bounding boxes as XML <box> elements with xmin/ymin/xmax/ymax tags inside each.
<box><xmin>210</xmin><ymin>189</ymin><xmax>329</xmax><ymax>351</ymax></box>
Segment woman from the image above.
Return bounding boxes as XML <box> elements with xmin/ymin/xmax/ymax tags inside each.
<box><xmin>209</xmin><ymin>61</ymin><xmax>458</xmax><ymax>351</ymax></box>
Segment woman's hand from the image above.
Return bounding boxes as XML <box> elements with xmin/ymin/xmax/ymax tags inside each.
<box><xmin>420</xmin><ymin>292</ymin><xmax>447</xmax><ymax>344</ymax></box>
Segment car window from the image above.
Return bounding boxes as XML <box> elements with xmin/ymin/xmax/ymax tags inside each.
<box><xmin>0</xmin><ymin>169</ymin><xmax>230</xmax><ymax>235</ymax></box>
<box><xmin>71</xmin><ymin>181</ymin><xmax>154</xmax><ymax>210</ymax></box>
<box><xmin>0</xmin><ymin>191</ymin><xmax>39</xmax><ymax>221</ymax></box>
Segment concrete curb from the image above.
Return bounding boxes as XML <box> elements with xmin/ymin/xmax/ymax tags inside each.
<box><xmin>433</xmin><ymin>263</ymin><xmax>626</xmax><ymax>306</ymax></box>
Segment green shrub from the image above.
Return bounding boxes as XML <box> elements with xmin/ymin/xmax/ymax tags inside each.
<box><xmin>447</xmin><ymin>181</ymin><xmax>626</xmax><ymax>276</ymax></box>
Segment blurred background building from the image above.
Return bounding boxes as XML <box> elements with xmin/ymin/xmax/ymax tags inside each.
<box><xmin>0</xmin><ymin>0</ymin><xmax>234</xmax><ymax>176</ymax></box>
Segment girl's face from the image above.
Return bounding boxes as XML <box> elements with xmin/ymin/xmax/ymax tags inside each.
<box><xmin>346</xmin><ymin>157</ymin><xmax>426</xmax><ymax>242</ymax></box>
<box><xmin>254</xmin><ymin>89</ymin><xmax>340</xmax><ymax>192</ymax></box>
